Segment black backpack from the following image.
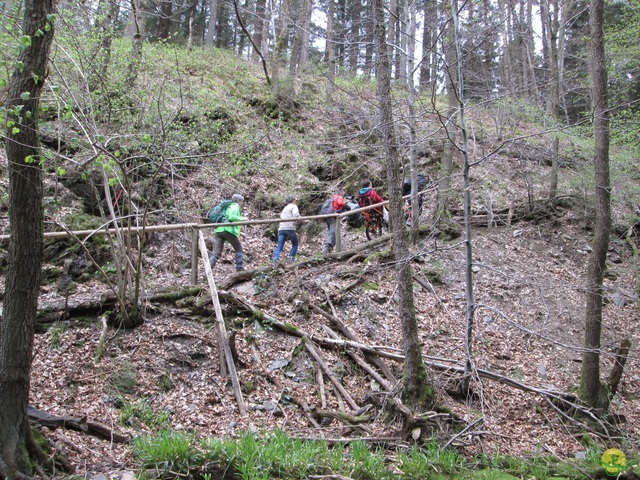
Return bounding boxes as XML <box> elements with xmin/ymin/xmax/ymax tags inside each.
<box><xmin>206</xmin><ymin>199</ymin><xmax>233</xmax><ymax>224</ymax></box>
<box><xmin>403</xmin><ymin>173</ymin><xmax>430</xmax><ymax>195</ymax></box>
<box><xmin>345</xmin><ymin>199</ymin><xmax>364</xmax><ymax>228</ymax></box>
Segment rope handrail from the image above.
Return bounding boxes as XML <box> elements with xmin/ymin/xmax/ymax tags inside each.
<box><xmin>0</xmin><ymin>191</ymin><xmax>427</xmax><ymax>242</ymax></box>
<box><xmin>0</xmin><ymin>189</ymin><xmax>432</xmax><ymax>285</ymax></box>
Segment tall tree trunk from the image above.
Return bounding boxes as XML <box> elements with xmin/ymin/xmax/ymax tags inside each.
<box><xmin>363</xmin><ymin>0</ymin><xmax>374</xmax><ymax>78</ymax></box>
<box><xmin>216</xmin><ymin>0</ymin><xmax>230</xmax><ymax>47</ymax></box>
<box><xmin>580</xmin><ymin>0</ymin><xmax>611</xmax><ymax>411</ymax></box>
<box><xmin>407</xmin><ymin>0</ymin><xmax>419</xmax><ymax>242</ymax></box>
<box><xmin>498</xmin><ymin>0</ymin><xmax>514</xmax><ymax>96</ymax></box>
<box><xmin>158</xmin><ymin>0</ymin><xmax>173</xmax><ymax>40</ymax></box>
<box><xmin>237</xmin><ymin>0</ymin><xmax>248</xmax><ymax>56</ymax></box>
<box><xmin>436</xmin><ymin>0</ymin><xmax>458</xmax><ymax>215</ymax></box>
<box><xmin>127</xmin><ymin>0</ymin><xmax>145</xmax><ymax>87</ymax></box>
<box><xmin>272</xmin><ymin>0</ymin><xmax>290</xmax><ymax>95</ymax></box>
<box><xmin>187</xmin><ymin>9</ymin><xmax>195</xmax><ymax>50</ymax></box>
<box><xmin>386</xmin><ymin>0</ymin><xmax>397</xmax><ymax>77</ymax></box>
<box><xmin>419</xmin><ymin>0</ymin><xmax>435</xmax><ymax>89</ymax></box>
<box><xmin>299</xmin><ymin>0</ymin><xmax>312</xmax><ymax>67</ymax></box>
<box><xmin>372</xmin><ymin>0</ymin><xmax>434</xmax><ymax>410</ymax></box>
<box><xmin>335</xmin><ymin>0</ymin><xmax>346</xmax><ymax>69</ymax></box>
<box><xmin>290</xmin><ymin>0</ymin><xmax>312</xmax><ymax>75</ymax></box>
<box><xmin>557</xmin><ymin>0</ymin><xmax>573</xmax><ymax>119</ymax></box>
<box><xmin>89</xmin><ymin>0</ymin><xmax>120</xmax><ymax>92</ymax></box>
<box><xmin>206</xmin><ymin>0</ymin><xmax>219</xmax><ymax>45</ymax></box>
<box><xmin>540</xmin><ymin>0</ymin><xmax>560</xmax><ymax>200</ymax></box>
<box><xmin>253</xmin><ymin>0</ymin><xmax>267</xmax><ymax>59</ymax></box>
<box><xmin>349</xmin><ymin>0</ymin><xmax>362</xmax><ymax>73</ymax></box>
<box><xmin>326</xmin><ymin>0</ymin><xmax>336</xmax><ymax>97</ymax></box>
<box><xmin>397</xmin><ymin>0</ymin><xmax>407</xmax><ymax>83</ymax></box>
<box><xmin>0</xmin><ymin>0</ymin><xmax>56</xmax><ymax>476</ymax></box>
<box><xmin>449</xmin><ymin>0</ymin><xmax>476</xmax><ymax>395</ymax></box>
<box><xmin>523</xmin><ymin>0</ymin><xmax>540</xmax><ymax>102</ymax></box>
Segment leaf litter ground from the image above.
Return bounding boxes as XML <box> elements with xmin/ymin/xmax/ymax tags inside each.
<box><xmin>13</xmin><ymin>154</ymin><xmax>640</xmax><ymax>478</ymax></box>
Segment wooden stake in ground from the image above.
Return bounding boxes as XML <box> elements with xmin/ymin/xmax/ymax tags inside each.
<box><xmin>197</xmin><ymin>230</ymin><xmax>246</xmax><ymax>416</ymax></box>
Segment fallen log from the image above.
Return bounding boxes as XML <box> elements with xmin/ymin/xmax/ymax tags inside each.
<box><xmin>309</xmin><ymin>407</ymin><xmax>372</xmax><ymax>426</ymax></box>
<box><xmin>28</xmin><ymin>406</ymin><xmax>129</xmax><ymax>443</ymax></box>
<box><xmin>37</xmin><ymin>286</ymin><xmax>205</xmax><ymax>326</ymax></box>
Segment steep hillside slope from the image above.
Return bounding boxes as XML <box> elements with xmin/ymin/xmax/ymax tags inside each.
<box><xmin>1</xmin><ymin>47</ymin><xmax>639</xmax><ymax>477</ymax></box>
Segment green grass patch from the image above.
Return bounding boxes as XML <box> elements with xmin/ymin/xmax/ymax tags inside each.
<box><xmin>131</xmin><ymin>429</ymin><xmax>628</xmax><ymax>479</ymax></box>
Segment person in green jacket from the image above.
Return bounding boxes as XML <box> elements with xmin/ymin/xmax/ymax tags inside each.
<box><xmin>209</xmin><ymin>194</ymin><xmax>247</xmax><ymax>271</ymax></box>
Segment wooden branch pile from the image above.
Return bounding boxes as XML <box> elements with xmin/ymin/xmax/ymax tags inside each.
<box><xmin>449</xmin><ymin>198</ymin><xmax>563</xmax><ymax>227</ymax></box>
<box><xmin>219</xmin><ymin>290</ymin><xmax>466</xmax><ymax>442</ymax></box>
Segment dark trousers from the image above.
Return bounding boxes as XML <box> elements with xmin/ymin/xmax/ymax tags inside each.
<box><xmin>210</xmin><ymin>231</ymin><xmax>244</xmax><ymax>271</ymax></box>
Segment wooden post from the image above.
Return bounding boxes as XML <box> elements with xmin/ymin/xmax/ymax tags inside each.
<box><xmin>191</xmin><ymin>228</ymin><xmax>199</xmax><ymax>285</ymax></box>
<box><xmin>335</xmin><ymin>215</ymin><xmax>342</xmax><ymax>252</ymax></box>
<box><xmin>197</xmin><ymin>231</ymin><xmax>247</xmax><ymax>416</ymax></box>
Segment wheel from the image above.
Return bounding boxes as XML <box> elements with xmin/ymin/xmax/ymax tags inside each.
<box><xmin>365</xmin><ymin>217</ymin><xmax>383</xmax><ymax>240</ymax></box>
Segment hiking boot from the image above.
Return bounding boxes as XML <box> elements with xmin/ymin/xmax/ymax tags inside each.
<box><xmin>235</xmin><ymin>252</ymin><xmax>244</xmax><ymax>271</ymax></box>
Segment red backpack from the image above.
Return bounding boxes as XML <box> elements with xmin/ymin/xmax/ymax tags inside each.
<box><xmin>332</xmin><ymin>194</ymin><xmax>346</xmax><ymax>212</ymax></box>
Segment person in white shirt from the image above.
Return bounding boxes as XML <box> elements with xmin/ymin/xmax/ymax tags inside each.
<box><xmin>272</xmin><ymin>195</ymin><xmax>301</xmax><ymax>264</ymax></box>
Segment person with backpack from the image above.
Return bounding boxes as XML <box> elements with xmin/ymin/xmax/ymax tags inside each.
<box><xmin>272</xmin><ymin>195</ymin><xmax>301</xmax><ymax>264</ymax></box>
<box><xmin>209</xmin><ymin>193</ymin><xmax>247</xmax><ymax>272</ymax></box>
<box><xmin>402</xmin><ymin>173</ymin><xmax>430</xmax><ymax>213</ymax></box>
<box><xmin>357</xmin><ymin>179</ymin><xmax>385</xmax><ymax>211</ymax></box>
<box><xmin>320</xmin><ymin>191</ymin><xmax>348</xmax><ymax>254</ymax></box>
<box><xmin>357</xmin><ymin>179</ymin><xmax>388</xmax><ymax>234</ymax></box>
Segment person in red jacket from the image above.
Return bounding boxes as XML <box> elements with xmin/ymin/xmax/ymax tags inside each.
<box><xmin>357</xmin><ymin>179</ymin><xmax>385</xmax><ymax>215</ymax></box>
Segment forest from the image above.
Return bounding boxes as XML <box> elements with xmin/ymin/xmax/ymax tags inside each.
<box><xmin>0</xmin><ymin>0</ymin><xmax>639</xmax><ymax>477</ymax></box>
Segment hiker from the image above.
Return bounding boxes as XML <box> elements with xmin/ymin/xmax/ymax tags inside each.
<box><xmin>357</xmin><ymin>179</ymin><xmax>388</xmax><ymax>230</ymax></box>
<box><xmin>357</xmin><ymin>179</ymin><xmax>385</xmax><ymax>210</ymax></box>
<box><xmin>320</xmin><ymin>191</ymin><xmax>348</xmax><ymax>254</ymax></box>
<box><xmin>209</xmin><ymin>193</ymin><xmax>247</xmax><ymax>272</ymax></box>
<box><xmin>272</xmin><ymin>195</ymin><xmax>301</xmax><ymax>264</ymax></box>
<box><xmin>402</xmin><ymin>173</ymin><xmax>430</xmax><ymax>213</ymax></box>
